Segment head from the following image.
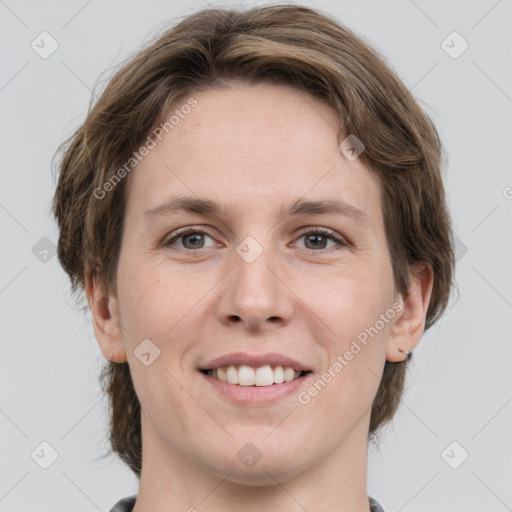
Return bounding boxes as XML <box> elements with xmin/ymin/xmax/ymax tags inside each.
<box><xmin>52</xmin><ymin>4</ymin><xmax>455</xmax><ymax>480</ymax></box>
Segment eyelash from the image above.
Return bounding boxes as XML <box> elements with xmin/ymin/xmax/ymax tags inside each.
<box><xmin>163</xmin><ymin>226</ymin><xmax>349</xmax><ymax>253</ymax></box>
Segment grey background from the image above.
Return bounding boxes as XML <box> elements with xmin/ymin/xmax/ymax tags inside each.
<box><xmin>1</xmin><ymin>0</ymin><xmax>511</xmax><ymax>510</ymax></box>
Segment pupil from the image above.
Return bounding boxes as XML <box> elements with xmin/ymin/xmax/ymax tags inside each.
<box><xmin>182</xmin><ymin>233</ymin><xmax>327</xmax><ymax>250</ymax></box>
<box><xmin>184</xmin><ymin>233</ymin><xmax>204</xmax><ymax>249</ymax></box>
<box><xmin>306</xmin><ymin>234</ymin><xmax>326</xmax><ymax>249</ymax></box>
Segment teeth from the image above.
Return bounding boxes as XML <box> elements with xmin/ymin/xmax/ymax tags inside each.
<box><xmin>226</xmin><ymin>365</ymin><xmax>239</xmax><ymax>384</ymax></box>
<box><xmin>208</xmin><ymin>364</ymin><xmax>304</xmax><ymax>387</ymax></box>
<box><xmin>273</xmin><ymin>365</ymin><xmax>285</xmax><ymax>383</ymax></box>
<box><xmin>238</xmin><ymin>365</ymin><xmax>255</xmax><ymax>385</ymax></box>
<box><xmin>255</xmin><ymin>366</ymin><xmax>274</xmax><ymax>386</ymax></box>
<box><xmin>217</xmin><ymin>367</ymin><xmax>227</xmax><ymax>383</ymax></box>
<box><xmin>284</xmin><ymin>366</ymin><xmax>295</xmax><ymax>382</ymax></box>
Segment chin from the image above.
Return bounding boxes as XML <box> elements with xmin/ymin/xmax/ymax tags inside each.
<box><xmin>200</xmin><ymin>434</ymin><xmax>308</xmax><ymax>485</ymax></box>
<box><xmin>210</xmin><ymin>458</ymin><xmax>303</xmax><ymax>487</ymax></box>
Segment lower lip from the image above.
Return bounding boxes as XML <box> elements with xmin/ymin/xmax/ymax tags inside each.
<box><xmin>201</xmin><ymin>371</ymin><xmax>312</xmax><ymax>405</ymax></box>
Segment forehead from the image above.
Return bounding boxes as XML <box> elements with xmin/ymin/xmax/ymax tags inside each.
<box><xmin>124</xmin><ymin>82</ymin><xmax>381</xmax><ymax>224</ymax></box>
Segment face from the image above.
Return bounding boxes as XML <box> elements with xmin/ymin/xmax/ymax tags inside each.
<box><xmin>104</xmin><ymin>82</ymin><xmax>402</xmax><ymax>483</ymax></box>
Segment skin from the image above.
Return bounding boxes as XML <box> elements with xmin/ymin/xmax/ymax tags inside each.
<box><xmin>86</xmin><ymin>82</ymin><xmax>433</xmax><ymax>512</ymax></box>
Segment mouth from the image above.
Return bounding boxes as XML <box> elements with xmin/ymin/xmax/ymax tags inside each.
<box><xmin>199</xmin><ymin>352</ymin><xmax>314</xmax><ymax>404</ymax></box>
<box><xmin>200</xmin><ymin>364</ymin><xmax>312</xmax><ymax>387</ymax></box>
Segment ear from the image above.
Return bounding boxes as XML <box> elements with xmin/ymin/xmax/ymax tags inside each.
<box><xmin>386</xmin><ymin>263</ymin><xmax>433</xmax><ymax>362</ymax></box>
<box><xmin>85</xmin><ymin>263</ymin><xmax>127</xmax><ymax>363</ymax></box>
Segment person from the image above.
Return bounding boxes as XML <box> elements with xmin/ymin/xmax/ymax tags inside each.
<box><xmin>51</xmin><ymin>4</ymin><xmax>455</xmax><ymax>511</ymax></box>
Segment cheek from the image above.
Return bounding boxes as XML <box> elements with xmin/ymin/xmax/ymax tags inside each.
<box><xmin>129</xmin><ymin>360</ymin><xmax>204</xmax><ymax>451</ymax></box>
<box><xmin>310</xmin><ymin>260</ymin><xmax>393</xmax><ymax>333</ymax></box>
<box><xmin>305</xmin><ymin>261</ymin><xmax>393</xmax><ymax>389</ymax></box>
<box><xmin>302</xmin><ymin>317</ymin><xmax>392</xmax><ymax>427</ymax></box>
<box><xmin>117</xmin><ymin>256</ymin><xmax>198</xmax><ymax>340</ymax></box>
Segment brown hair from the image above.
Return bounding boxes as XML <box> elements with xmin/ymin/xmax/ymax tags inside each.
<box><xmin>51</xmin><ymin>4</ymin><xmax>455</xmax><ymax>478</ymax></box>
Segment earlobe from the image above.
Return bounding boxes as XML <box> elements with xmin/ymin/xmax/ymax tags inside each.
<box><xmin>386</xmin><ymin>263</ymin><xmax>433</xmax><ymax>362</ymax></box>
<box><xmin>85</xmin><ymin>264</ymin><xmax>127</xmax><ymax>363</ymax></box>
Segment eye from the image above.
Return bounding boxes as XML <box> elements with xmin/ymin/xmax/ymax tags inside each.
<box><xmin>163</xmin><ymin>226</ymin><xmax>349</xmax><ymax>253</ymax></box>
<box><xmin>163</xmin><ymin>226</ymin><xmax>218</xmax><ymax>251</ymax></box>
<box><xmin>294</xmin><ymin>227</ymin><xmax>348</xmax><ymax>251</ymax></box>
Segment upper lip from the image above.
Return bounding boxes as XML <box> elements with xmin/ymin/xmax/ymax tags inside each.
<box><xmin>200</xmin><ymin>352</ymin><xmax>311</xmax><ymax>372</ymax></box>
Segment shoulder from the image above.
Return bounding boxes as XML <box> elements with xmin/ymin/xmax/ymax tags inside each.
<box><xmin>369</xmin><ymin>496</ymin><xmax>386</xmax><ymax>512</ymax></box>
<box><xmin>109</xmin><ymin>495</ymin><xmax>137</xmax><ymax>512</ymax></box>
<box><xmin>108</xmin><ymin>494</ymin><xmax>384</xmax><ymax>512</ymax></box>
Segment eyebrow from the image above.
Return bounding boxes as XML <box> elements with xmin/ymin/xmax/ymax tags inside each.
<box><xmin>143</xmin><ymin>195</ymin><xmax>371</xmax><ymax>227</ymax></box>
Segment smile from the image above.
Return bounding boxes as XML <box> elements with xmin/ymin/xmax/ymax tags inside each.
<box><xmin>202</xmin><ymin>364</ymin><xmax>310</xmax><ymax>387</ymax></box>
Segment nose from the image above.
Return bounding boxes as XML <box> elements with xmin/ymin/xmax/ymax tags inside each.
<box><xmin>216</xmin><ymin>239</ymin><xmax>294</xmax><ymax>332</ymax></box>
